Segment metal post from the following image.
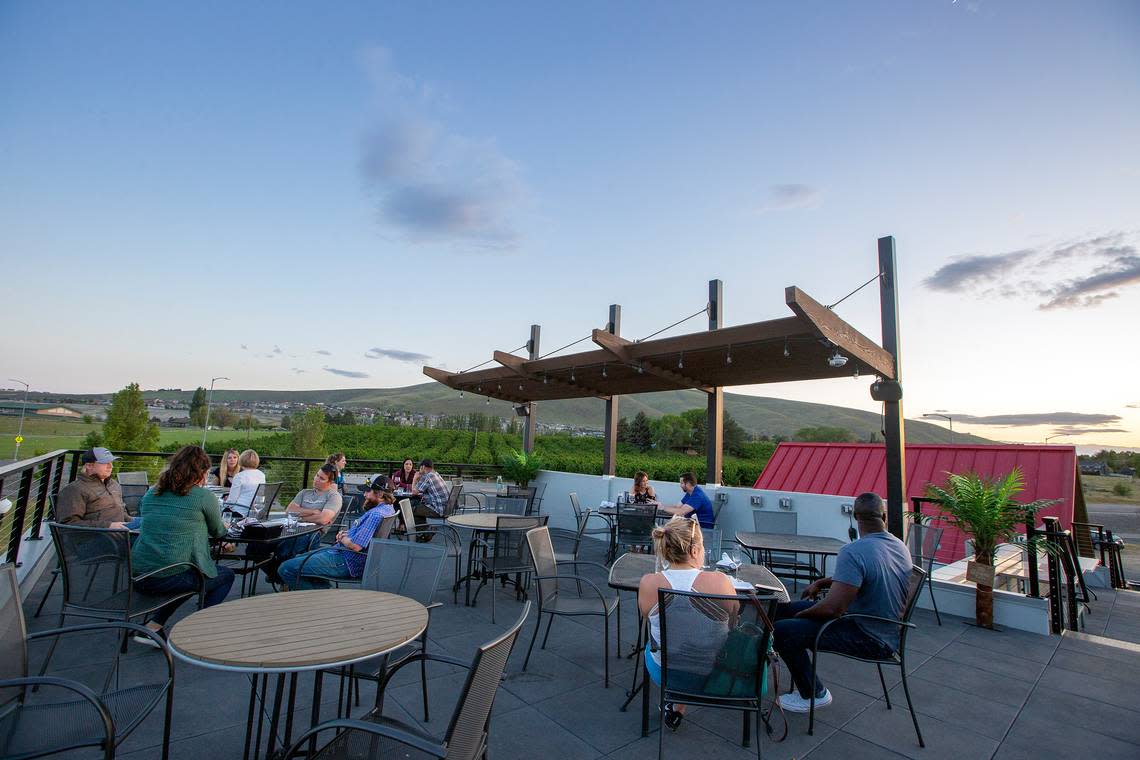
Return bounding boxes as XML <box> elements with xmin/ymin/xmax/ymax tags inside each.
<box><xmin>202</xmin><ymin>376</ymin><xmax>229</xmax><ymax>447</ymax></box>
<box><xmin>8</xmin><ymin>379</ymin><xmax>29</xmax><ymax>461</ymax></box>
<box><xmin>26</xmin><ymin>461</ymin><xmax>50</xmax><ymax>541</ymax></box>
<box><xmin>1043</xmin><ymin>517</ymin><xmax>1063</xmax><ymax>633</ymax></box>
<box><xmin>603</xmin><ymin>305</ymin><xmax>621</xmax><ymax>476</ymax></box>
<box><xmin>1025</xmin><ymin>520</ymin><xmax>1040</xmax><ymax>598</ymax></box>
<box><xmin>878</xmin><ymin>237</ymin><xmax>907</xmax><ymax>540</ymax></box>
<box><xmin>5</xmin><ymin>466</ymin><xmax>34</xmax><ymax>566</ymax></box>
<box><xmin>706</xmin><ymin>280</ymin><xmax>724</xmax><ymax>485</ymax></box>
<box><xmin>522</xmin><ymin>325</ymin><xmax>540</xmax><ymax>454</ymax></box>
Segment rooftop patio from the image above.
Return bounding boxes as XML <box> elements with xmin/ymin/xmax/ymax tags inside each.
<box><xmin>17</xmin><ymin>534</ymin><xmax>1140</xmax><ymax>760</ymax></box>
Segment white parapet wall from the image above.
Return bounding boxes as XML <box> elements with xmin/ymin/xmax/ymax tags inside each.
<box><xmin>529</xmin><ymin>469</ymin><xmax>1057</xmax><ymax>636</ymax></box>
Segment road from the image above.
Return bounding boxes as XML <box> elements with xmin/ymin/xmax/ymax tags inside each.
<box><xmin>1087</xmin><ymin>502</ymin><xmax>1140</xmax><ymax>540</ymax></box>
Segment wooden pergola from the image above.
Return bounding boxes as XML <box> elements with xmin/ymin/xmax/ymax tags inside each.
<box><xmin>424</xmin><ymin>237</ymin><xmax>909</xmax><ymax>537</ymax></box>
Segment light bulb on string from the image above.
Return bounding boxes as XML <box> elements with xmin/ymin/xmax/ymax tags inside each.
<box><xmin>726</xmin><ymin>345</ymin><xmax>733</xmax><ymax>365</ymax></box>
<box><xmin>678</xmin><ymin>351</ymin><xmax>684</xmax><ymax>369</ymax></box>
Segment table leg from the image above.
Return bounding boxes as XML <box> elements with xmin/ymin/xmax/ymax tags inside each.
<box><xmin>253</xmin><ymin>673</ymin><xmax>268</xmax><ymax>760</ymax></box>
<box><xmin>243</xmin><ymin>675</ymin><xmax>258</xmax><ymax>760</ymax></box>
<box><xmin>282</xmin><ymin>672</ymin><xmax>298</xmax><ymax>751</ymax></box>
<box><xmin>309</xmin><ymin>671</ymin><xmax>323</xmax><ymax>756</ymax></box>
<box><xmin>641</xmin><ymin>648</ymin><xmax>650</xmax><ymax>737</ymax></box>
<box><xmin>264</xmin><ymin>673</ymin><xmax>286</xmax><ymax>759</ymax></box>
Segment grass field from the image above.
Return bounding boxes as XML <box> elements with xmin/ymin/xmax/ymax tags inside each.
<box><xmin>0</xmin><ymin>415</ymin><xmax>276</xmax><ymax>459</ymax></box>
<box><xmin>1082</xmin><ymin>473</ymin><xmax>1140</xmax><ymax>506</ymax></box>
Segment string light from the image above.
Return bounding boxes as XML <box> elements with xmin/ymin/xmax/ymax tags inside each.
<box><xmin>602</xmin><ymin>363</ymin><xmax>608</xmax><ymax>378</ymax></box>
<box><xmin>678</xmin><ymin>351</ymin><xmax>684</xmax><ymax>369</ymax></box>
<box><xmin>853</xmin><ymin>366</ymin><xmax>860</xmax><ymax>380</ymax></box>
<box><xmin>726</xmin><ymin>345</ymin><xmax>733</xmax><ymax>365</ymax></box>
<box><xmin>570</xmin><ymin>367</ymin><xmax>576</xmax><ymax>383</ymax></box>
<box><xmin>783</xmin><ymin>338</ymin><xmax>790</xmax><ymax>359</ymax></box>
<box><xmin>543</xmin><ymin>375</ymin><xmax>548</xmax><ymax>384</ymax></box>
<box><xmin>459</xmin><ymin>390</ymin><xmax>464</xmax><ymax>398</ymax></box>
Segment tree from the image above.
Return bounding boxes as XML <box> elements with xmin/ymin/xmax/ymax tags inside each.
<box><xmin>81</xmin><ymin>430</ymin><xmax>104</xmax><ymax>449</ymax></box>
<box><xmin>629</xmin><ymin>412</ymin><xmax>653</xmax><ymax>452</ymax></box>
<box><xmin>280</xmin><ymin>413</ymin><xmax>292</xmax><ymax>430</ymax></box>
<box><xmin>290</xmin><ymin>407</ymin><xmax>327</xmax><ymax>457</ymax></box>
<box><xmin>81</xmin><ymin>414</ymin><xmax>94</xmax><ymax>425</ymax></box>
<box><xmin>724</xmin><ymin>412</ymin><xmax>749</xmax><ymax>456</ymax></box>
<box><xmin>616</xmin><ymin>416</ymin><xmax>631</xmax><ymax>444</ymax></box>
<box><xmin>188</xmin><ymin>386</ymin><xmax>208</xmax><ymax>428</ymax></box>
<box><xmin>793</xmin><ymin>425</ymin><xmax>857</xmax><ymax>443</ymax></box>
<box><xmin>338</xmin><ymin>410</ymin><xmax>356</xmax><ymax>426</ymax></box>
<box><xmin>102</xmin><ymin>382</ymin><xmax>160</xmax><ymax>451</ymax></box>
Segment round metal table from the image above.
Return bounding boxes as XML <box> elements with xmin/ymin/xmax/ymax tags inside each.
<box><xmin>446</xmin><ymin>512</ymin><xmax>544</xmax><ymax>609</ymax></box>
<box><xmin>170</xmin><ymin>590</ymin><xmax>428</xmax><ymax>760</ymax></box>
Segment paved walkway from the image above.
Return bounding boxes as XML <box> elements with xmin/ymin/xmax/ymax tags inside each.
<box><xmin>18</xmin><ymin>543</ymin><xmax>1140</xmax><ymax>759</ymax></box>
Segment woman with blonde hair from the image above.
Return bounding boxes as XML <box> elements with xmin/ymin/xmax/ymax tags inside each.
<box><xmin>212</xmin><ymin>448</ymin><xmax>240</xmax><ymax>488</ymax></box>
<box><xmin>637</xmin><ymin>516</ymin><xmax>736</xmax><ymax>730</ymax></box>
<box><xmin>224</xmin><ymin>449</ymin><xmax>266</xmax><ymax>512</ymax></box>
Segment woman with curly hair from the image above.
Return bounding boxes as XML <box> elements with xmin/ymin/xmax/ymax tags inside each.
<box><xmin>130</xmin><ymin>445</ymin><xmax>236</xmax><ymax>646</ymax></box>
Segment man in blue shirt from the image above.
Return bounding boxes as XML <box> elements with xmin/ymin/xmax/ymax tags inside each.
<box><xmin>771</xmin><ymin>492</ymin><xmax>913</xmax><ymax>713</ymax></box>
<box><xmin>660</xmin><ymin>472</ymin><xmax>716</xmax><ymax>528</ymax></box>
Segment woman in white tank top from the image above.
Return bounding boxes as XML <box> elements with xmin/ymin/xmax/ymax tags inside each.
<box><xmin>637</xmin><ymin>517</ymin><xmax>736</xmax><ymax>729</ymax></box>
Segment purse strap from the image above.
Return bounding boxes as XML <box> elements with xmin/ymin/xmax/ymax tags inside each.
<box><xmin>740</xmin><ymin>590</ymin><xmax>789</xmax><ymax>743</ymax></box>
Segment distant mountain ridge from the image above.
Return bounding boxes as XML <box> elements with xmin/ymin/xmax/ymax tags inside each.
<box><xmin>68</xmin><ymin>383</ymin><xmax>997</xmax><ymax>445</ymax></box>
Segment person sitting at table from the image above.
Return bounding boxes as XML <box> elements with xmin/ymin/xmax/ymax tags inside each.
<box><xmin>659</xmin><ymin>472</ymin><xmax>715</xmax><ymax>528</ymax></box>
<box><xmin>325</xmin><ymin>452</ymin><xmax>347</xmax><ymax>492</ymax></box>
<box><xmin>262</xmin><ymin>464</ymin><xmax>344</xmax><ymax>586</ymax></box>
<box><xmin>278</xmin><ymin>477</ymin><xmax>396</xmax><ymax>590</ymax></box>
<box><xmin>55</xmin><ymin>447</ymin><xmax>130</xmax><ymax>529</ymax></box>
<box><xmin>638</xmin><ymin>516</ymin><xmax>737</xmax><ymax>731</ymax></box>
<box><xmin>391</xmin><ymin>457</ymin><xmax>416</xmax><ymax>491</ymax></box>
<box><xmin>631</xmin><ymin>470</ymin><xmax>657</xmax><ymax>503</ymax></box>
<box><xmin>211</xmin><ymin>448</ymin><xmax>241</xmax><ymax>488</ymax></box>
<box><xmin>223</xmin><ymin>449</ymin><xmax>266</xmax><ymax>514</ymax></box>
<box><xmin>130</xmin><ymin>445</ymin><xmax>236</xmax><ymax>646</ymax></box>
<box><xmin>410</xmin><ymin>458</ymin><xmax>448</xmax><ymax>518</ymax></box>
<box><xmin>771</xmin><ymin>492</ymin><xmax>912</xmax><ymax>714</ymax></box>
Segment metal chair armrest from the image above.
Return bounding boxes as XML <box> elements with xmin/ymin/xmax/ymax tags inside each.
<box><xmin>28</xmin><ymin>621</ymin><xmax>176</xmax><ymax>677</ymax></box>
<box><xmin>132</xmin><ymin>562</ymin><xmax>203</xmax><ymax>583</ymax></box>
<box><xmin>554</xmin><ymin>559</ymin><xmax>611</xmax><ymax>574</ymax></box>
<box><xmin>284</xmin><ymin>717</ymin><xmax>446</xmax><ymax>759</ymax></box>
<box><xmin>0</xmin><ymin>676</ymin><xmax>116</xmax><ymax>744</ymax></box>
<box><xmin>813</xmin><ymin>612</ymin><xmax>913</xmax><ymax>652</ymax></box>
<box><xmin>533</xmin><ymin>573</ymin><xmax>615</xmax><ymax>606</ymax></box>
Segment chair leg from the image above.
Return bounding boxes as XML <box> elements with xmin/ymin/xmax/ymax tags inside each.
<box><xmin>603</xmin><ymin>612</ymin><xmax>610</xmax><ymax>688</ymax></box>
<box><xmin>33</xmin><ymin>571</ymin><xmax>58</xmax><ymax>618</ymax></box>
<box><xmin>927</xmin><ymin>574</ymin><xmax>942</xmax><ymax>626</ymax></box>
<box><xmin>741</xmin><ymin>709</ymin><xmax>750</xmax><ymax>747</ymax></box>
<box><xmin>808</xmin><ymin>648</ymin><xmax>818</xmax><ymax>736</ymax></box>
<box><xmin>541</xmin><ymin>612</ymin><xmax>555</xmax><ymax>649</ymax></box>
<box><xmin>898</xmin><ymin>662</ymin><xmax>925</xmax><ymax>748</ymax></box>
<box><xmin>161</xmin><ymin>681</ymin><xmax>174</xmax><ymax>760</ymax></box>
<box><xmin>38</xmin><ymin>612</ymin><xmax>66</xmax><ymax>678</ymax></box>
<box><xmin>877</xmin><ymin>663</ymin><xmax>892</xmax><ymax>708</ymax></box>
<box><xmin>420</xmin><ymin>646</ymin><xmax>430</xmax><ymax>721</ymax></box>
<box><xmin>522</xmin><ymin>609</ymin><xmax>542</xmax><ymax>672</ymax></box>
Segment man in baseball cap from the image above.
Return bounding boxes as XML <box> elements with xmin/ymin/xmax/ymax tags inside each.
<box><xmin>56</xmin><ymin>447</ymin><xmax>129</xmax><ymax>528</ymax></box>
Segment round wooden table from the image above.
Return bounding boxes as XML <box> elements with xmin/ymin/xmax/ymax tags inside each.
<box><xmin>170</xmin><ymin>590</ymin><xmax>427</xmax><ymax>760</ymax></box>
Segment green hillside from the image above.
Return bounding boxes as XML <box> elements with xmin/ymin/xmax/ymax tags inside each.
<box><xmin>40</xmin><ymin>382</ymin><xmax>989</xmax><ymax>444</ymax></box>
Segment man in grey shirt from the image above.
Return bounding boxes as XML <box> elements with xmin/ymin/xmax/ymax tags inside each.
<box><xmin>772</xmin><ymin>492</ymin><xmax>914</xmax><ymax>713</ymax></box>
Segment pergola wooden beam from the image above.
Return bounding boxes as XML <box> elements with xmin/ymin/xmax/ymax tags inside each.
<box><xmin>493</xmin><ymin>351</ymin><xmax>610</xmax><ymax>400</ymax></box>
<box><xmin>591</xmin><ymin>330</ymin><xmax>715</xmax><ymax>394</ymax></box>
<box><xmin>785</xmin><ymin>286</ymin><xmax>896</xmax><ymax>379</ymax></box>
<box><xmin>423</xmin><ymin>365</ymin><xmax>529</xmax><ymax>404</ymax></box>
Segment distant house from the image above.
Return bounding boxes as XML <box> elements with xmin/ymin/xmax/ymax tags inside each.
<box><xmin>166</xmin><ymin>417</ymin><xmax>192</xmax><ymax>428</ymax></box>
<box><xmin>0</xmin><ymin>402</ymin><xmax>83</xmax><ymax>418</ymax></box>
<box><xmin>1079</xmin><ymin>461</ymin><xmax>1110</xmax><ymax>476</ymax></box>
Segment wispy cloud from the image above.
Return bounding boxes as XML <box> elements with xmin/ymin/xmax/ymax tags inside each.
<box><xmin>951</xmin><ymin>411</ymin><xmax>1122</xmax><ymax>427</ymax></box>
<box><xmin>364</xmin><ymin>347</ymin><xmax>431</xmax><ymax>363</ymax></box>
<box><xmin>1050</xmin><ymin>426</ymin><xmax>1130</xmax><ymax>437</ymax></box>
<box><xmin>240</xmin><ymin>344</ymin><xmax>248</xmax><ymax>351</ymax></box>
<box><xmin>323</xmin><ymin>367</ymin><xmax>370</xmax><ymax>379</ymax></box>
<box><xmin>358</xmin><ymin>47</ymin><xmax>527</xmax><ymax>248</ymax></box>
<box><xmin>923</xmin><ymin>250</ymin><xmax>1035</xmax><ymax>292</ymax></box>
<box><xmin>315</xmin><ymin>350</ymin><xmax>332</xmax><ymax>356</ymax></box>
<box><xmin>291</xmin><ymin>368</ymin><xmax>306</xmax><ymax>375</ymax></box>
<box><xmin>923</xmin><ymin>231</ymin><xmax>1140</xmax><ymax>309</ymax></box>
<box><xmin>756</xmin><ymin>184</ymin><xmax>820</xmax><ymax>213</ymax></box>
<box><xmin>273</xmin><ymin>345</ymin><xmax>283</xmax><ymax>355</ymax></box>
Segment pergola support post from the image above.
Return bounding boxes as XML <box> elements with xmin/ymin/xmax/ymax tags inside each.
<box><xmin>878</xmin><ymin>237</ymin><xmax>907</xmax><ymax>540</ymax></box>
<box><xmin>522</xmin><ymin>324</ymin><xmax>540</xmax><ymax>454</ymax></box>
<box><xmin>706</xmin><ymin>279</ymin><xmax>724</xmax><ymax>485</ymax></box>
<box><xmin>602</xmin><ymin>305</ymin><xmax>621</xmax><ymax>476</ymax></box>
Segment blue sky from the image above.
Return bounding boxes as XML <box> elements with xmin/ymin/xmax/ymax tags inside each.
<box><xmin>2</xmin><ymin>1</ymin><xmax>1138</xmax><ymax>445</ymax></box>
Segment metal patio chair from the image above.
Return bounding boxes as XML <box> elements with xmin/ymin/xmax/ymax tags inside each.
<box><xmin>291</xmin><ymin>514</ymin><xmax>398</xmax><ymax>589</ymax></box>
<box><xmin>522</xmin><ymin>526</ymin><xmax>621</xmax><ymax>687</ymax></box>
<box><xmin>400</xmin><ymin>498</ymin><xmax>463</xmax><ymax>604</ymax></box>
<box><xmin>906</xmin><ymin>523</ymin><xmax>944</xmax><ymax>625</ymax></box>
<box><xmin>471</xmin><ymin>514</ymin><xmax>547</xmax><ymax>623</ymax></box>
<box><xmin>283</xmin><ymin>602</ymin><xmax>531</xmax><ymax>760</ymax></box>
<box><xmin>118</xmin><ymin>484</ymin><xmax>149</xmax><ymax>517</ymax></box>
<box><xmin>0</xmin><ymin>563</ymin><xmax>178</xmax><ymax>760</ymax></box>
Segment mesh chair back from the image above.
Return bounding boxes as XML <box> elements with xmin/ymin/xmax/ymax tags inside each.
<box><xmin>444</xmin><ymin>603</ymin><xmax>530</xmax><ymax>760</ymax></box>
<box><xmin>617</xmin><ymin>504</ymin><xmax>657</xmax><ymax>549</ymax></box>
<box><xmin>901</xmin><ymin>565</ymin><xmax>927</xmax><ymax>624</ymax></box>
<box><xmin>505</xmin><ymin>485</ymin><xmax>537</xmax><ymax>515</ymax></box>
<box><xmin>250</xmin><ymin>482</ymin><xmax>284</xmax><ymax>520</ymax></box>
<box><xmin>120</xmin><ymin>484</ymin><xmax>149</xmax><ymax>517</ymax></box>
<box><xmin>360</xmin><ymin>539</ymin><xmax>446</xmax><ymax>606</ymax></box>
<box><xmin>657</xmin><ymin>587</ymin><xmax>745</xmax><ymax>698</ymax></box>
<box><xmin>525</xmin><ymin>527</ymin><xmax>559</xmax><ymax>603</ymax></box>
<box><xmin>753</xmin><ymin>510</ymin><xmax>797</xmax><ymax>534</ymax></box>
<box><xmin>906</xmin><ymin>524</ymin><xmax>943</xmax><ymax>574</ymax></box>
<box><xmin>399</xmin><ymin>498</ymin><xmax>417</xmax><ymax>535</ymax></box>
<box><xmin>116</xmin><ymin>471</ymin><xmax>149</xmax><ymax>486</ymax></box>
<box><xmin>492</xmin><ymin>496</ymin><xmax>528</xmax><ymax>515</ymax></box>
<box><xmin>0</xmin><ymin>564</ymin><xmax>27</xmax><ymax>709</ymax></box>
<box><xmin>442</xmin><ymin>483</ymin><xmax>463</xmax><ymax>518</ymax></box>
<box><xmin>531</xmin><ymin>481</ymin><xmax>547</xmax><ymax>513</ymax></box>
<box><xmin>49</xmin><ymin>523</ymin><xmax>133</xmax><ymax>612</ymax></box>
<box><xmin>701</xmin><ymin>528</ymin><xmax>722</xmax><ymax>562</ymax></box>
<box><xmin>569</xmin><ymin>492</ymin><xmax>585</xmax><ymax>524</ymax></box>
<box><xmin>491</xmin><ymin>515</ymin><xmax>547</xmax><ymax>572</ymax></box>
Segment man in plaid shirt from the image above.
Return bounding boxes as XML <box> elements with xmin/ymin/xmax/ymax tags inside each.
<box><xmin>411</xmin><ymin>458</ymin><xmax>449</xmax><ymax>518</ymax></box>
<box><xmin>278</xmin><ymin>477</ymin><xmax>396</xmax><ymax>589</ymax></box>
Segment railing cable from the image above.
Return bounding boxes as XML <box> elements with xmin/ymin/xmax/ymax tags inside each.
<box><xmin>827</xmin><ymin>272</ymin><xmax>884</xmax><ymax>310</ymax></box>
<box><xmin>637</xmin><ymin>303</ymin><xmax>710</xmax><ymax>343</ymax></box>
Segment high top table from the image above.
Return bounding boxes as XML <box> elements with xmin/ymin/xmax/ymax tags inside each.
<box><xmin>170</xmin><ymin>589</ymin><xmax>428</xmax><ymax>760</ymax></box>
<box><xmin>446</xmin><ymin>512</ymin><xmax>544</xmax><ymax>608</ymax></box>
<box><xmin>734</xmin><ymin>531</ymin><xmax>848</xmax><ymax>581</ymax></box>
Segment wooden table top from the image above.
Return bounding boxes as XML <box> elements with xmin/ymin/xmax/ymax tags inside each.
<box><xmin>169</xmin><ymin>590</ymin><xmax>427</xmax><ymax>673</ymax></box>
<box><xmin>446</xmin><ymin>513</ymin><xmax>542</xmax><ymax>530</ymax></box>
<box><xmin>607</xmin><ymin>552</ymin><xmax>790</xmax><ymax>602</ymax></box>
<box><xmin>735</xmin><ymin>531</ymin><xmax>847</xmax><ymax>555</ymax></box>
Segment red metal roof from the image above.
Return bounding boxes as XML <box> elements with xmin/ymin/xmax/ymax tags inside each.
<box><xmin>753</xmin><ymin>443</ymin><xmax>1078</xmax><ymax>562</ymax></box>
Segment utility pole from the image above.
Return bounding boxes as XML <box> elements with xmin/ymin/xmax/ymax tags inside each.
<box><xmin>8</xmin><ymin>379</ymin><xmax>29</xmax><ymax>461</ymax></box>
<box><xmin>202</xmin><ymin>376</ymin><xmax>229</xmax><ymax>447</ymax></box>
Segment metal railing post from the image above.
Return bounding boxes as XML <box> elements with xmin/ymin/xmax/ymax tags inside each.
<box><xmin>25</xmin><ymin>461</ymin><xmax>50</xmax><ymax>542</ymax></box>
<box><xmin>5</xmin><ymin>467</ymin><xmax>35</xmax><ymax>566</ymax></box>
<box><xmin>1025</xmin><ymin>520</ymin><xmax>1040</xmax><ymax>598</ymax></box>
<box><xmin>1043</xmin><ymin>517</ymin><xmax>1063</xmax><ymax>634</ymax></box>
<box><xmin>67</xmin><ymin>450</ymin><xmax>81</xmax><ymax>483</ymax></box>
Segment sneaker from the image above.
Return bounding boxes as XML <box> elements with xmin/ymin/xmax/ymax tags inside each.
<box><xmin>663</xmin><ymin>703</ymin><xmax>684</xmax><ymax>731</ymax></box>
<box><xmin>132</xmin><ymin>627</ymin><xmax>167</xmax><ymax>649</ymax></box>
<box><xmin>777</xmin><ymin>689</ymin><xmax>832</xmax><ymax>713</ymax></box>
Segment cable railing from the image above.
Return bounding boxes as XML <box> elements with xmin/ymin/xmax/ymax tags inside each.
<box><xmin>0</xmin><ymin>450</ymin><xmax>69</xmax><ymax>567</ymax></box>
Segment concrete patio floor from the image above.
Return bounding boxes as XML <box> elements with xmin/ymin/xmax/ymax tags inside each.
<box><xmin>17</xmin><ymin>539</ymin><xmax>1140</xmax><ymax>759</ymax></box>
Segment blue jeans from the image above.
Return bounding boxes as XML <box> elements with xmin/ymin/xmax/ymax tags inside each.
<box><xmin>278</xmin><ymin>548</ymin><xmax>352</xmax><ymax>590</ymax></box>
<box><xmin>773</xmin><ymin>600</ymin><xmax>894</xmax><ymax>698</ymax></box>
<box><xmin>134</xmin><ymin>566</ymin><xmax>235</xmax><ymax>627</ymax></box>
<box><xmin>257</xmin><ymin>532</ymin><xmax>322</xmax><ymax>583</ymax></box>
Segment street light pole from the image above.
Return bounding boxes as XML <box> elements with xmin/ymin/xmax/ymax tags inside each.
<box><xmin>1045</xmin><ymin>434</ymin><xmax>1067</xmax><ymax>444</ymax></box>
<box><xmin>8</xmin><ymin>379</ymin><xmax>29</xmax><ymax>461</ymax></box>
<box><xmin>202</xmin><ymin>376</ymin><xmax>230</xmax><ymax>447</ymax></box>
<box><xmin>922</xmin><ymin>413</ymin><xmax>954</xmax><ymax>441</ymax></box>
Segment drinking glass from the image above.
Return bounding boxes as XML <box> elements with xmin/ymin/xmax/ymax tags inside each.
<box><xmin>286</xmin><ymin>510</ymin><xmax>300</xmax><ymax>532</ymax></box>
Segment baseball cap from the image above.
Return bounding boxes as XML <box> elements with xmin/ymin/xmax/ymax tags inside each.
<box><xmin>366</xmin><ymin>475</ymin><xmax>391</xmax><ymax>492</ymax></box>
<box><xmin>81</xmin><ymin>447</ymin><xmax>119</xmax><ymax>464</ymax></box>
<box><xmin>419</xmin><ymin>458</ymin><xmax>434</xmax><ymax>469</ymax></box>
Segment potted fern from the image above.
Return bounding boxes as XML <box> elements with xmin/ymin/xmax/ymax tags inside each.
<box><xmin>919</xmin><ymin>468</ymin><xmax>1058</xmax><ymax>629</ymax></box>
<box><xmin>498</xmin><ymin>448</ymin><xmax>544</xmax><ymax>488</ymax></box>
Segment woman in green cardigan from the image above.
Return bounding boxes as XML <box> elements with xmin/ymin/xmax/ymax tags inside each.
<box><xmin>131</xmin><ymin>445</ymin><xmax>236</xmax><ymax>646</ymax></box>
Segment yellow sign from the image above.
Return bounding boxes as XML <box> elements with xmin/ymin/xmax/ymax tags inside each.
<box><xmin>14</xmin><ymin>435</ymin><xmax>23</xmax><ymax>444</ymax></box>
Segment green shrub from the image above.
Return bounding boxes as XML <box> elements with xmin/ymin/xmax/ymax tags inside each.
<box><xmin>1112</xmin><ymin>481</ymin><xmax>1133</xmax><ymax>498</ymax></box>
